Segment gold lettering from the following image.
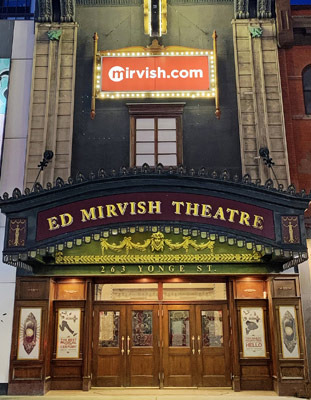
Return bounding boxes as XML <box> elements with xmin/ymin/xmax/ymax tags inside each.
<box><xmin>81</xmin><ymin>207</ymin><xmax>97</xmax><ymax>222</ymax></box>
<box><xmin>148</xmin><ymin>265</ymin><xmax>154</xmax><ymax>272</ymax></box>
<box><xmin>172</xmin><ymin>201</ymin><xmax>184</xmax><ymax>214</ymax></box>
<box><xmin>137</xmin><ymin>265</ymin><xmax>143</xmax><ymax>273</ymax></box>
<box><xmin>60</xmin><ymin>213</ymin><xmax>73</xmax><ymax>227</ymax></box>
<box><xmin>130</xmin><ymin>202</ymin><xmax>136</xmax><ymax>215</ymax></box>
<box><xmin>137</xmin><ymin>201</ymin><xmax>147</xmax><ymax>214</ymax></box>
<box><xmin>197</xmin><ymin>265</ymin><xmax>203</xmax><ymax>272</ymax></box>
<box><xmin>148</xmin><ymin>201</ymin><xmax>161</xmax><ymax>214</ymax></box>
<box><xmin>47</xmin><ymin>216</ymin><xmax>60</xmax><ymax>231</ymax></box>
<box><xmin>101</xmin><ymin>266</ymin><xmax>105</xmax><ymax>273</ymax></box>
<box><xmin>253</xmin><ymin>214</ymin><xmax>264</xmax><ymax>230</ymax></box>
<box><xmin>201</xmin><ymin>204</ymin><xmax>212</xmax><ymax>218</ymax></box>
<box><xmin>106</xmin><ymin>204</ymin><xmax>118</xmax><ymax>217</ymax></box>
<box><xmin>158</xmin><ymin>265</ymin><xmax>165</xmax><ymax>272</ymax></box>
<box><xmin>179</xmin><ymin>265</ymin><xmax>185</xmax><ymax>273</ymax></box>
<box><xmin>213</xmin><ymin>207</ymin><xmax>226</xmax><ymax>221</ymax></box>
<box><xmin>168</xmin><ymin>265</ymin><xmax>175</xmax><ymax>272</ymax></box>
<box><xmin>97</xmin><ymin>206</ymin><xmax>105</xmax><ymax>219</ymax></box>
<box><xmin>239</xmin><ymin>211</ymin><xmax>250</xmax><ymax>226</ymax></box>
<box><xmin>116</xmin><ymin>202</ymin><xmax>128</xmax><ymax>215</ymax></box>
<box><xmin>226</xmin><ymin>208</ymin><xmax>239</xmax><ymax>223</ymax></box>
<box><xmin>186</xmin><ymin>202</ymin><xmax>199</xmax><ymax>216</ymax></box>
<box><xmin>121</xmin><ymin>265</ymin><xmax>126</xmax><ymax>273</ymax></box>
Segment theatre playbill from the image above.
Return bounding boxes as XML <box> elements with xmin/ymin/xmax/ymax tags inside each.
<box><xmin>241</xmin><ymin>307</ymin><xmax>266</xmax><ymax>358</ymax></box>
<box><xmin>56</xmin><ymin>308</ymin><xmax>81</xmax><ymax>359</ymax></box>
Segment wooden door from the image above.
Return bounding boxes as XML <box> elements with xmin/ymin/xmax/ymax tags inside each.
<box><xmin>162</xmin><ymin>305</ymin><xmax>197</xmax><ymax>386</ymax></box>
<box><xmin>126</xmin><ymin>304</ymin><xmax>160</xmax><ymax>386</ymax></box>
<box><xmin>93</xmin><ymin>304</ymin><xmax>160</xmax><ymax>387</ymax></box>
<box><xmin>92</xmin><ymin>305</ymin><xmax>126</xmax><ymax>386</ymax></box>
<box><xmin>196</xmin><ymin>304</ymin><xmax>231</xmax><ymax>387</ymax></box>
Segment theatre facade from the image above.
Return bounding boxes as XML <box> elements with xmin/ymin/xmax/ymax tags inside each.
<box><xmin>1</xmin><ymin>171</ymin><xmax>310</xmax><ymax>396</ymax></box>
<box><xmin>1</xmin><ymin>0</ymin><xmax>311</xmax><ymax>397</ymax></box>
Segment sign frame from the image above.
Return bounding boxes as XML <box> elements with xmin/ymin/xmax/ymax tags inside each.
<box><xmin>91</xmin><ymin>33</ymin><xmax>220</xmax><ymax>119</ymax></box>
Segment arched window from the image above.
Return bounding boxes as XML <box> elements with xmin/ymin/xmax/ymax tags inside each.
<box><xmin>303</xmin><ymin>65</ymin><xmax>311</xmax><ymax>114</ymax></box>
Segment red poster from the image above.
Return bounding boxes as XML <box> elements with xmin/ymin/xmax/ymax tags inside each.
<box><xmin>101</xmin><ymin>56</ymin><xmax>210</xmax><ymax>92</ymax></box>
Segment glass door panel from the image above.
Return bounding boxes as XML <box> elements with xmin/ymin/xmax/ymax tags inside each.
<box><xmin>163</xmin><ymin>305</ymin><xmax>197</xmax><ymax>387</ymax></box>
<box><xmin>196</xmin><ymin>305</ymin><xmax>231</xmax><ymax>387</ymax></box>
<box><xmin>93</xmin><ymin>305</ymin><xmax>126</xmax><ymax>387</ymax></box>
<box><xmin>126</xmin><ymin>305</ymin><xmax>159</xmax><ymax>387</ymax></box>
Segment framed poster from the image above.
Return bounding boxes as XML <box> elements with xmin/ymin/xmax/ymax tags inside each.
<box><xmin>241</xmin><ymin>307</ymin><xmax>266</xmax><ymax>358</ymax></box>
<box><xmin>279</xmin><ymin>306</ymin><xmax>300</xmax><ymax>359</ymax></box>
<box><xmin>56</xmin><ymin>308</ymin><xmax>81</xmax><ymax>359</ymax></box>
<box><xmin>17</xmin><ymin>307</ymin><xmax>42</xmax><ymax>360</ymax></box>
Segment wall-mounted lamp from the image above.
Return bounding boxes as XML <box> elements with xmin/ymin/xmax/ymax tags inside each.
<box><xmin>259</xmin><ymin>147</ymin><xmax>279</xmax><ymax>186</ymax></box>
<box><xmin>32</xmin><ymin>150</ymin><xmax>54</xmax><ymax>191</ymax></box>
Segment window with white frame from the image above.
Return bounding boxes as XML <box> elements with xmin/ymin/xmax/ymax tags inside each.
<box><xmin>128</xmin><ymin>103</ymin><xmax>184</xmax><ymax>168</ymax></box>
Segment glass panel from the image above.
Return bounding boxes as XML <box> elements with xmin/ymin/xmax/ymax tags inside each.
<box><xmin>136</xmin><ymin>154</ymin><xmax>155</xmax><ymax>166</ymax></box>
<box><xmin>158</xmin><ymin>154</ymin><xmax>177</xmax><ymax>166</ymax></box>
<box><xmin>158</xmin><ymin>142</ymin><xmax>176</xmax><ymax>153</ymax></box>
<box><xmin>169</xmin><ymin>310</ymin><xmax>190</xmax><ymax>347</ymax></box>
<box><xmin>158</xmin><ymin>130</ymin><xmax>176</xmax><ymax>141</ymax></box>
<box><xmin>136</xmin><ymin>142</ymin><xmax>155</xmax><ymax>154</ymax></box>
<box><xmin>158</xmin><ymin>118</ymin><xmax>176</xmax><ymax>129</ymax></box>
<box><xmin>132</xmin><ymin>310</ymin><xmax>153</xmax><ymax>346</ymax></box>
<box><xmin>99</xmin><ymin>311</ymin><xmax>120</xmax><ymax>347</ymax></box>
<box><xmin>163</xmin><ymin>283</ymin><xmax>227</xmax><ymax>300</ymax></box>
<box><xmin>201</xmin><ymin>310</ymin><xmax>223</xmax><ymax>347</ymax></box>
<box><xmin>95</xmin><ymin>283</ymin><xmax>158</xmax><ymax>301</ymax></box>
<box><xmin>136</xmin><ymin>118</ymin><xmax>154</xmax><ymax>129</ymax></box>
<box><xmin>136</xmin><ymin>130</ymin><xmax>154</xmax><ymax>141</ymax></box>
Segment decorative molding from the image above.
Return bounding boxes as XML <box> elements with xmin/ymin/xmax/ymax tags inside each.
<box><xmin>60</xmin><ymin>0</ymin><xmax>75</xmax><ymax>21</ymax></box>
<box><xmin>55</xmin><ymin>250</ymin><xmax>262</xmax><ymax>264</ymax></box>
<box><xmin>36</xmin><ymin>0</ymin><xmax>52</xmax><ymax>22</ymax></box>
<box><xmin>234</xmin><ymin>0</ymin><xmax>249</xmax><ymax>19</ymax></box>
<box><xmin>1</xmin><ymin>166</ymin><xmax>309</xmax><ymax>202</ymax></box>
<box><xmin>100</xmin><ymin>232</ymin><xmax>216</xmax><ymax>254</ymax></box>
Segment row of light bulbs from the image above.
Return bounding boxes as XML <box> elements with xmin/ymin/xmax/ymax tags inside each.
<box><xmin>98</xmin><ymin>91</ymin><xmax>216</xmax><ymax>99</ymax></box>
<box><xmin>102</xmin><ymin>50</ymin><xmax>213</xmax><ymax>57</ymax></box>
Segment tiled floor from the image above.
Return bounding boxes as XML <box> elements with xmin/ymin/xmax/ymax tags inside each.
<box><xmin>0</xmin><ymin>388</ymin><xmax>302</xmax><ymax>400</ymax></box>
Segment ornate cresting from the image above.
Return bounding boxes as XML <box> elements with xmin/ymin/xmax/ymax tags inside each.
<box><xmin>234</xmin><ymin>0</ymin><xmax>272</xmax><ymax>19</ymax></box>
<box><xmin>36</xmin><ymin>0</ymin><xmax>75</xmax><ymax>22</ymax></box>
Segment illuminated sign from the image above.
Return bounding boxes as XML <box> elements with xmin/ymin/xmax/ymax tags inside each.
<box><xmin>100</xmin><ymin>54</ymin><xmax>213</xmax><ymax>98</ymax></box>
<box><xmin>91</xmin><ymin>33</ymin><xmax>220</xmax><ymax>118</ymax></box>
<box><xmin>0</xmin><ymin>59</ymin><xmax>10</xmax><ymax>166</ymax></box>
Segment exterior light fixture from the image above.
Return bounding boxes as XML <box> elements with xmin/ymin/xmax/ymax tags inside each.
<box><xmin>144</xmin><ymin>0</ymin><xmax>167</xmax><ymax>37</ymax></box>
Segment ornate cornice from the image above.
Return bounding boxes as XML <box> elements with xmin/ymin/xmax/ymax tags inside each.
<box><xmin>0</xmin><ymin>164</ymin><xmax>309</xmax><ymax>203</ymax></box>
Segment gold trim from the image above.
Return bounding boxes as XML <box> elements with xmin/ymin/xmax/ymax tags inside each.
<box><xmin>91</xmin><ymin>32</ymin><xmax>98</xmax><ymax>119</ymax></box>
<box><xmin>100</xmin><ymin>233</ymin><xmax>215</xmax><ymax>254</ymax></box>
<box><xmin>213</xmin><ymin>30</ymin><xmax>220</xmax><ymax>119</ymax></box>
<box><xmin>55</xmin><ymin>250</ymin><xmax>262</xmax><ymax>264</ymax></box>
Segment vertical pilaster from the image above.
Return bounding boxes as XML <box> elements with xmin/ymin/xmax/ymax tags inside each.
<box><xmin>232</xmin><ymin>19</ymin><xmax>290</xmax><ymax>187</ymax></box>
<box><xmin>24</xmin><ymin>22</ymin><xmax>78</xmax><ymax>189</ymax></box>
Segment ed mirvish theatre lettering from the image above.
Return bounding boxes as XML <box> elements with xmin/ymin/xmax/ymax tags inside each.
<box><xmin>36</xmin><ymin>192</ymin><xmax>275</xmax><ymax>241</ymax></box>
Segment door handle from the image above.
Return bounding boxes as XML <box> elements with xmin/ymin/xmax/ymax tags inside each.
<box><xmin>197</xmin><ymin>335</ymin><xmax>201</xmax><ymax>355</ymax></box>
<box><xmin>121</xmin><ymin>336</ymin><xmax>125</xmax><ymax>355</ymax></box>
<box><xmin>192</xmin><ymin>335</ymin><xmax>195</xmax><ymax>354</ymax></box>
<box><xmin>127</xmin><ymin>335</ymin><xmax>130</xmax><ymax>355</ymax></box>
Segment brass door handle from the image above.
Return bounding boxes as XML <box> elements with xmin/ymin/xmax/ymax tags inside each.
<box><xmin>198</xmin><ymin>335</ymin><xmax>201</xmax><ymax>355</ymax></box>
<box><xmin>192</xmin><ymin>335</ymin><xmax>195</xmax><ymax>354</ymax></box>
<box><xmin>121</xmin><ymin>336</ymin><xmax>125</xmax><ymax>355</ymax></box>
<box><xmin>127</xmin><ymin>335</ymin><xmax>130</xmax><ymax>355</ymax></box>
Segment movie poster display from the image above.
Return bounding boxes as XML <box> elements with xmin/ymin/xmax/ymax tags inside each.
<box><xmin>56</xmin><ymin>308</ymin><xmax>81</xmax><ymax>359</ymax></box>
<box><xmin>279</xmin><ymin>306</ymin><xmax>300</xmax><ymax>359</ymax></box>
<box><xmin>17</xmin><ymin>307</ymin><xmax>42</xmax><ymax>360</ymax></box>
<box><xmin>241</xmin><ymin>307</ymin><xmax>266</xmax><ymax>358</ymax></box>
